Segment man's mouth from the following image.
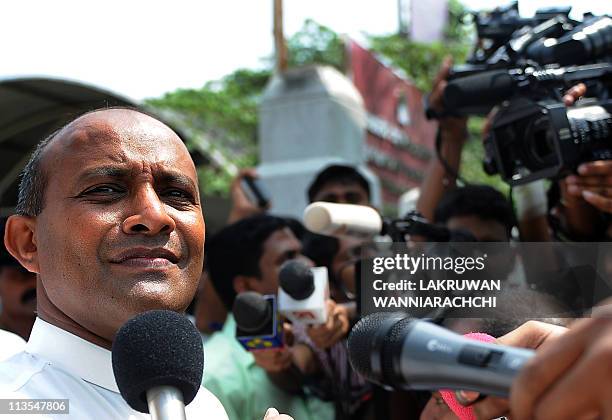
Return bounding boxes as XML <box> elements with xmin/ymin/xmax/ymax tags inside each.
<box><xmin>110</xmin><ymin>248</ymin><xmax>179</xmax><ymax>268</ymax></box>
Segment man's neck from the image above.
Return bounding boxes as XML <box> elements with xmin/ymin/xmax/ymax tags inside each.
<box><xmin>36</xmin><ymin>281</ymin><xmax>113</xmax><ymax>350</ymax></box>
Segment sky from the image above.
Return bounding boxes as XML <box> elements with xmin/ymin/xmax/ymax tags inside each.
<box><xmin>0</xmin><ymin>0</ymin><xmax>609</xmax><ymax>101</ymax></box>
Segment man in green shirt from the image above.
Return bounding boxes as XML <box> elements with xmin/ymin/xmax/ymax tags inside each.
<box><xmin>201</xmin><ymin>215</ymin><xmax>335</xmax><ymax>420</ymax></box>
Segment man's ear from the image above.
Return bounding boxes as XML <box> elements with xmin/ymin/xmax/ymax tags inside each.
<box><xmin>4</xmin><ymin>215</ymin><xmax>39</xmax><ymax>274</ymax></box>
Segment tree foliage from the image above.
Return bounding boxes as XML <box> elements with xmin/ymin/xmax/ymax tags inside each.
<box><xmin>368</xmin><ymin>0</ymin><xmax>471</xmax><ymax>92</ymax></box>
<box><xmin>286</xmin><ymin>19</ymin><xmax>346</xmax><ymax>71</ymax></box>
<box><xmin>147</xmin><ymin>2</ymin><xmax>505</xmax><ymax>196</ymax></box>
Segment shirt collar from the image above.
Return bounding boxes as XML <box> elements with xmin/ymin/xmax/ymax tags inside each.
<box><xmin>25</xmin><ymin>317</ymin><xmax>119</xmax><ymax>393</ymax></box>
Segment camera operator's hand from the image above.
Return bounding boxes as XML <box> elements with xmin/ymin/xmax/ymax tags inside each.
<box><xmin>566</xmin><ymin>161</ymin><xmax>612</xmax><ymax>213</ymax></box>
<box><xmin>417</xmin><ymin>57</ymin><xmax>468</xmax><ymax>222</ymax></box>
<box><xmin>429</xmin><ymin>56</ymin><xmax>468</xmax><ymax>138</ymax></box>
<box><xmin>562</xmin><ymin>83</ymin><xmax>587</xmax><ymax>106</ymax></box>
<box><xmin>307</xmin><ymin>299</ymin><xmax>350</xmax><ymax>349</ymax></box>
<box><xmin>227</xmin><ymin>168</ymin><xmax>269</xmax><ymax>224</ymax></box>
<box><xmin>454</xmin><ymin>320</ymin><xmax>568</xmax><ymax>419</ymax></box>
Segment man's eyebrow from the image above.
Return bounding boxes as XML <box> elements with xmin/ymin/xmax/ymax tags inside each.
<box><xmin>74</xmin><ymin>166</ymin><xmax>198</xmax><ymax>193</ymax></box>
<box><xmin>276</xmin><ymin>248</ymin><xmax>299</xmax><ymax>264</ymax></box>
<box><xmin>77</xmin><ymin>166</ymin><xmax>131</xmax><ymax>181</ymax></box>
<box><xmin>156</xmin><ymin>170</ymin><xmax>198</xmax><ymax>193</ymax></box>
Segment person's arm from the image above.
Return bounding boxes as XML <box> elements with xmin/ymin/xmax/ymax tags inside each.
<box><xmin>507</xmin><ymin>311</ymin><xmax>612</xmax><ymax>420</ymax></box>
<box><xmin>556</xmin><ymin>177</ymin><xmax>604</xmax><ymax>239</ymax></box>
<box><xmin>417</xmin><ymin>57</ymin><xmax>468</xmax><ymax>222</ymax></box>
<box><xmin>227</xmin><ymin>169</ymin><xmax>269</xmax><ymax>224</ymax></box>
<box><xmin>306</xmin><ymin>299</ymin><xmax>350</xmax><ymax>349</ymax></box>
<box><xmin>251</xmin><ymin>323</ymin><xmax>323</xmax><ymax>394</ymax></box>
<box><xmin>453</xmin><ymin>320</ymin><xmax>568</xmax><ymax>419</ymax></box>
<box><xmin>514</xmin><ymin>180</ymin><xmax>552</xmax><ymax>241</ymax></box>
<box><xmin>456</xmin><ymin>302</ymin><xmax>612</xmax><ymax>419</ymax></box>
<box><xmin>565</xmin><ymin>161</ymin><xmax>612</xmax><ymax>216</ymax></box>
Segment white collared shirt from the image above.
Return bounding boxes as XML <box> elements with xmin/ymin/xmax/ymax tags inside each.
<box><xmin>0</xmin><ymin>329</ymin><xmax>25</xmax><ymax>362</ymax></box>
<box><xmin>0</xmin><ymin>318</ymin><xmax>228</xmax><ymax>419</ymax></box>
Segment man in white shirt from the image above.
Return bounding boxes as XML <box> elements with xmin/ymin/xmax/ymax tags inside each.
<box><xmin>0</xmin><ymin>329</ymin><xmax>25</xmax><ymax>361</ymax></box>
<box><xmin>0</xmin><ymin>108</ymin><xmax>291</xmax><ymax>420</ymax></box>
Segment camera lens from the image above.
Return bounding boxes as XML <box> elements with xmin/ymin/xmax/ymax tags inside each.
<box><xmin>523</xmin><ymin>115</ymin><xmax>558</xmax><ymax>171</ymax></box>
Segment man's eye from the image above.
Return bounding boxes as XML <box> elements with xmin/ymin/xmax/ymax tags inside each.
<box><xmin>165</xmin><ymin>189</ymin><xmax>193</xmax><ymax>200</ymax></box>
<box><xmin>85</xmin><ymin>185</ymin><xmax>122</xmax><ymax>194</ymax></box>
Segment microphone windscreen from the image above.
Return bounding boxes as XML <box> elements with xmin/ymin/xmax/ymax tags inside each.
<box><xmin>279</xmin><ymin>260</ymin><xmax>315</xmax><ymax>300</ymax></box>
<box><xmin>233</xmin><ymin>291</ymin><xmax>272</xmax><ymax>333</ymax></box>
<box><xmin>348</xmin><ymin>312</ymin><xmax>408</xmax><ymax>381</ymax></box>
<box><xmin>111</xmin><ymin>310</ymin><xmax>204</xmax><ymax>413</ymax></box>
<box><xmin>443</xmin><ymin>70</ymin><xmax>515</xmax><ymax>111</ymax></box>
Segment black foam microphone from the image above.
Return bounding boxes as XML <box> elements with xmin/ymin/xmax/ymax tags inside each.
<box><xmin>233</xmin><ymin>291</ymin><xmax>284</xmax><ymax>351</ymax></box>
<box><xmin>112</xmin><ymin>310</ymin><xmax>204</xmax><ymax>420</ymax></box>
<box><xmin>348</xmin><ymin>313</ymin><xmax>534</xmax><ymax>397</ymax></box>
<box><xmin>442</xmin><ymin>70</ymin><xmax>515</xmax><ymax>115</ymax></box>
<box><xmin>277</xmin><ymin>260</ymin><xmax>329</xmax><ymax>325</ymax></box>
<box><xmin>442</xmin><ymin>63</ymin><xmax>612</xmax><ymax>116</ymax></box>
<box><xmin>280</xmin><ymin>260</ymin><xmax>315</xmax><ymax>300</ymax></box>
<box><xmin>527</xmin><ymin>16</ymin><xmax>612</xmax><ymax>66</ymax></box>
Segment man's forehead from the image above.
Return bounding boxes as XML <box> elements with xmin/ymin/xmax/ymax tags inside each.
<box><xmin>318</xmin><ymin>181</ymin><xmax>365</xmax><ymax>193</ymax></box>
<box><xmin>45</xmin><ymin>109</ymin><xmax>195</xmax><ymax>175</ymax></box>
<box><xmin>264</xmin><ymin>228</ymin><xmax>300</xmax><ymax>251</ymax></box>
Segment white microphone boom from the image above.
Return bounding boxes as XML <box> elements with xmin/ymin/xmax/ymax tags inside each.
<box><xmin>303</xmin><ymin>202</ymin><xmax>383</xmax><ymax>237</ymax></box>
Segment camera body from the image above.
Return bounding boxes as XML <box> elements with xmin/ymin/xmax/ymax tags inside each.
<box><xmin>432</xmin><ymin>2</ymin><xmax>612</xmax><ymax>186</ymax></box>
<box><xmin>484</xmin><ymin>97</ymin><xmax>612</xmax><ymax>185</ymax></box>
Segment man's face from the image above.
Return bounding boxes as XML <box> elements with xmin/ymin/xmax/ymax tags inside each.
<box><xmin>0</xmin><ymin>266</ymin><xmax>36</xmax><ymax>318</ymax></box>
<box><xmin>29</xmin><ymin>110</ymin><xmax>204</xmax><ymax>341</ymax></box>
<box><xmin>312</xmin><ymin>181</ymin><xmax>369</xmax><ymax>206</ymax></box>
<box><xmin>249</xmin><ymin>227</ymin><xmax>313</xmax><ymax>295</ymax></box>
<box><xmin>446</xmin><ymin>215</ymin><xmax>508</xmax><ymax>242</ymax></box>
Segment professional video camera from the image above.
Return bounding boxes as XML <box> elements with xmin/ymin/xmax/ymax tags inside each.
<box><xmin>429</xmin><ymin>1</ymin><xmax>612</xmax><ymax>186</ymax></box>
<box><xmin>450</xmin><ymin>1</ymin><xmax>611</xmax><ymax>78</ymax></box>
<box><xmin>444</xmin><ymin>62</ymin><xmax>612</xmax><ymax>185</ymax></box>
<box><xmin>484</xmin><ymin>89</ymin><xmax>612</xmax><ymax>185</ymax></box>
<box><xmin>450</xmin><ymin>1</ymin><xmax>577</xmax><ymax>79</ymax></box>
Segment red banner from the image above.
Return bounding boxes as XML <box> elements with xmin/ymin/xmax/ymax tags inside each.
<box><xmin>348</xmin><ymin>40</ymin><xmax>437</xmax><ymax>208</ymax></box>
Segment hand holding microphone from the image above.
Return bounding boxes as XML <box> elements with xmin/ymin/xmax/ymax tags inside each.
<box><xmin>278</xmin><ymin>260</ymin><xmax>349</xmax><ymax>349</ymax></box>
<box><xmin>468</xmin><ymin>306</ymin><xmax>612</xmax><ymax>420</ymax></box>
<box><xmin>277</xmin><ymin>260</ymin><xmax>329</xmax><ymax>325</ymax></box>
<box><xmin>306</xmin><ymin>299</ymin><xmax>350</xmax><ymax>349</ymax></box>
<box><xmin>348</xmin><ymin>313</ymin><xmax>536</xmax><ymax>397</ymax></box>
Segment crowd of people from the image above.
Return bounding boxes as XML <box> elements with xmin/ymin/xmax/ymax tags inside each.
<box><xmin>0</xmin><ymin>58</ymin><xmax>611</xmax><ymax>420</ymax></box>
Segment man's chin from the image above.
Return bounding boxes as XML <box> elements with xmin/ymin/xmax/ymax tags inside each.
<box><xmin>123</xmin><ymin>280</ymin><xmax>194</xmax><ymax>313</ymax></box>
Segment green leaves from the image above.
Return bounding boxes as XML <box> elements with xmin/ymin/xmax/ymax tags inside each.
<box><xmin>146</xmin><ymin>5</ymin><xmax>504</xmax><ymax>196</ymax></box>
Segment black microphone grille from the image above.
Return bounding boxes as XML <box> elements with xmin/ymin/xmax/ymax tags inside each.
<box><xmin>279</xmin><ymin>260</ymin><xmax>315</xmax><ymax>300</ymax></box>
<box><xmin>111</xmin><ymin>310</ymin><xmax>204</xmax><ymax>413</ymax></box>
<box><xmin>348</xmin><ymin>312</ymin><xmax>409</xmax><ymax>382</ymax></box>
<box><xmin>233</xmin><ymin>291</ymin><xmax>272</xmax><ymax>333</ymax></box>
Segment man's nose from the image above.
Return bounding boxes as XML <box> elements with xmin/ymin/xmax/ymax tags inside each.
<box><xmin>122</xmin><ymin>186</ymin><xmax>176</xmax><ymax>235</ymax></box>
